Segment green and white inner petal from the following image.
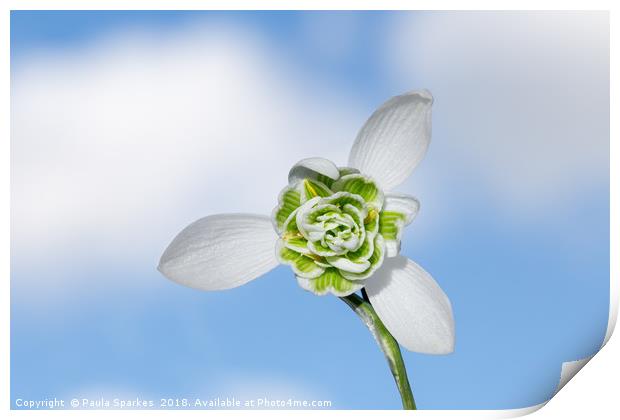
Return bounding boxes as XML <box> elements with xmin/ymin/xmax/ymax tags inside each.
<box><xmin>300</xmin><ymin>178</ymin><xmax>333</xmax><ymax>203</ymax></box>
<box><xmin>298</xmin><ymin>199</ymin><xmax>367</xmax><ymax>256</ymax></box>
<box><xmin>295</xmin><ymin>200</ymin><xmax>334</xmax><ymax>242</ymax></box>
<box><xmin>332</xmin><ymin>174</ymin><xmax>384</xmax><ymax>210</ymax></box>
<box><xmin>379</xmin><ymin>194</ymin><xmax>420</xmax><ymax>257</ymax></box>
<box><xmin>307</xmin><ymin>238</ymin><xmax>340</xmax><ymax>257</ymax></box>
<box><xmin>346</xmin><ymin>230</ymin><xmax>375</xmax><ymax>263</ymax></box>
<box><xmin>276</xmin><ymin>240</ymin><xmax>325</xmax><ymax>279</ymax></box>
<box><xmin>364</xmin><ymin>206</ymin><xmax>380</xmax><ymax>236</ymax></box>
<box><xmin>272</xmin><ymin>185</ymin><xmax>302</xmax><ymax>233</ymax></box>
<box><xmin>296</xmin><ymin>267</ymin><xmax>365</xmax><ymax>297</ymax></box>
<box><xmin>326</xmin><ymin>254</ymin><xmax>371</xmax><ymax>274</ymax></box>
<box><xmin>322</xmin><ymin>191</ymin><xmax>367</xmax><ymax>215</ymax></box>
<box><xmin>339</xmin><ymin>234</ymin><xmax>386</xmax><ymax>281</ymax></box>
<box><xmin>282</xmin><ymin>231</ymin><xmax>310</xmax><ymax>255</ymax></box>
<box><xmin>288</xmin><ymin>157</ymin><xmax>340</xmax><ymax>187</ymax></box>
<box><xmin>337</xmin><ymin>167</ymin><xmax>360</xmax><ymax>178</ymax></box>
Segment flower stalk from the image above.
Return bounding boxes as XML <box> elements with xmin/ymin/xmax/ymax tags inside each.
<box><xmin>339</xmin><ymin>291</ymin><xmax>416</xmax><ymax>410</ymax></box>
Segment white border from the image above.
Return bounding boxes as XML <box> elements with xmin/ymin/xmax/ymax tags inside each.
<box><xmin>1</xmin><ymin>1</ymin><xmax>616</xmax><ymax>419</ymax></box>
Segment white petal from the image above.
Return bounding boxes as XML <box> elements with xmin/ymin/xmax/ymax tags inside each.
<box><xmin>158</xmin><ymin>214</ymin><xmax>279</xmax><ymax>291</ymax></box>
<box><xmin>383</xmin><ymin>193</ymin><xmax>419</xmax><ymax>224</ymax></box>
<box><xmin>348</xmin><ymin>90</ymin><xmax>433</xmax><ymax>191</ymax></box>
<box><xmin>385</xmin><ymin>241</ymin><xmax>400</xmax><ymax>258</ymax></box>
<box><xmin>365</xmin><ymin>256</ymin><xmax>454</xmax><ymax>354</ymax></box>
<box><xmin>288</xmin><ymin>157</ymin><xmax>340</xmax><ymax>185</ymax></box>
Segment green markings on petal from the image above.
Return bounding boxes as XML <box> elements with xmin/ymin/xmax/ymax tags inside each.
<box><xmin>330</xmin><ymin>270</ymin><xmax>364</xmax><ymax>295</ymax></box>
<box><xmin>288</xmin><ymin>158</ymin><xmax>340</xmax><ymax>187</ymax></box>
<box><xmin>274</xmin><ymin>161</ymin><xmax>406</xmax><ymax>295</ymax></box>
<box><xmin>379</xmin><ymin>210</ymin><xmax>408</xmax><ymax>257</ymax></box>
<box><xmin>316</xmin><ymin>173</ymin><xmax>336</xmax><ymax>188</ymax></box>
<box><xmin>341</xmin><ymin>203</ymin><xmax>365</xmax><ymax>228</ymax></box>
<box><xmin>313</xmin><ymin>167</ymin><xmax>359</xmax><ymax>188</ymax></box>
<box><xmin>313</xmin><ymin>270</ymin><xmax>332</xmax><ymax>294</ymax></box>
<box><xmin>379</xmin><ymin>211</ymin><xmax>406</xmax><ymax>240</ymax></box>
<box><xmin>282</xmin><ymin>232</ymin><xmax>311</xmax><ymax>255</ymax></box>
<box><xmin>338</xmin><ymin>167</ymin><xmax>360</xmax><ymax>177</ymax></box>
<box><xmin>277</xmin><ymin>241</ymin><xmax>324</xmax><ymax>279</ymax></box>
<box><xmin>296</xmin><ymin>268</ymin><xmax>364</xmax><ymax>297</ymax></box>
<box><xmin>305</xmin><ymin>203</ymin><xmax>341</xmax><ymax>225</ymax></box>
<box><xmin>314</xmin><ymin>258</ymin><xmax>332</xmax><ymax>268</ymax></box>
<box><xmin>380</xmin><ymin>194</ymin><xmax>419</xmax><ymax>257</ymax></box>
<box><xmin>323</xmin><ymin>191</ymin><xmax>367</xmax><ymax>214</ymax></box>
<box><xmin>272</xmin><ymin>186</ymin><xmax>301</xmax><ymax>232</ymax></box>
<box><xmin>364</xmin><ymin>208</ymin><xmax>380</xmax><ymax>235</ymax></box>
<box><xmin>307</xmin><ymin>238</ymin><xmax>339</xmax><ymax>257</ymax></box>
<box><xmin>301</xmin><ymin>179</ymin><xmax>333</xmax><ymax>202</ymax></box>
<box><xmin>339</xmin><ymin>234</ymin><xmax>386</xmax><ymax>281</ymax></box>
<box><xmin>368</xmin><ymin>234</ymin><xmax>386</xmax><ymax>268</ymax></box>
<box><xmin>332</xmin><ymin>174</ymin><xmax>384</xmax><ymax>210</ymax></box>
<box><xmin>281</xmin><ymin>206</ymin><xmax>301</xmax><ymax>234</ymax></box>
<box><xmin>346</xmin><ymin>232</ymin><xmax>375</xmax><ymax>262</ymax></box>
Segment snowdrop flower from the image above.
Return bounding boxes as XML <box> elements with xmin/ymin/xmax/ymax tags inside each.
<box><xmin>159</xmin><ymin>91</ymin><xmax>455</xmax><ymax>408</ymax></box>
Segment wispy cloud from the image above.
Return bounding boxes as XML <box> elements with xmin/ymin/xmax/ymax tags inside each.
<box><xmin>386</xmin><ymin>12</ymin><xmax>609</xmax><ymax>216</ymax></box>
<box><xmin>11</xmin><ymin>23</ymin><xmax>366</xmax><ymax>286</ymax></box>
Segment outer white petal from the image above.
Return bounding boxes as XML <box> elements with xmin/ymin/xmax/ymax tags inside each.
<box><xmin>158</xmin><ymin>214</ymin><xmax>279</xmax><ymax>291</ymax></box>
<box><xmin>365</xmin><ymin>256</ymin><xmax>454</xmax><ymax>354</ymax></box>
<box><xmin>383</xmin><ymin>193</ymin><xmax>420</xmax><ymax>224</ymax></box>
<box><xmin>348</xmin><ymin>90</ymin><xmax>432</xmax><ymax>191</ymax></box>
<box><xmin>288</xmin><ymin>157</ymin><xmax>340</xmax><ymax>185</ymax></box>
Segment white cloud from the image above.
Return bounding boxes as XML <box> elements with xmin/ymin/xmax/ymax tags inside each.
<box><xmin>13</xmin><ymin>13</ymin><xmax>607</xmax><ymax>302</ymax></box>
<box><xmin>11</xmin><ymin>22</ymin><xmax>366</xmax><ymax>287</ymax></box>
<box><xmin>386</xmin><ymin>12</ymin><xmax>609</xmax><ymax>215</ymax></box>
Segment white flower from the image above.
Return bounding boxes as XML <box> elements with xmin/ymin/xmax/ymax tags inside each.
<box><xmin>159</xmin><ymin>91</ymin><xmax>455</xmax><ymax>355</ymax></box>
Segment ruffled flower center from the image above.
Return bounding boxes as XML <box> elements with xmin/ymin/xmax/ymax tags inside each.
<box><xmin>272</xmin><ymin>166</ymin><xmax>391</xmax><ymax>296</ymax></box>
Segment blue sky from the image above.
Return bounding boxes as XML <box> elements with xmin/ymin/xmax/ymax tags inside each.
<box><xmin>11</xmin><ymin>11</ymin><xmax>609</xmax><ymax>409</ymax></box>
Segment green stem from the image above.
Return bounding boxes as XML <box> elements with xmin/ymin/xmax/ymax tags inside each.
<box><xmin>340</xmin><ymin>291</ymin><xmax>416</xmax><ymax>410</ymax></box>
